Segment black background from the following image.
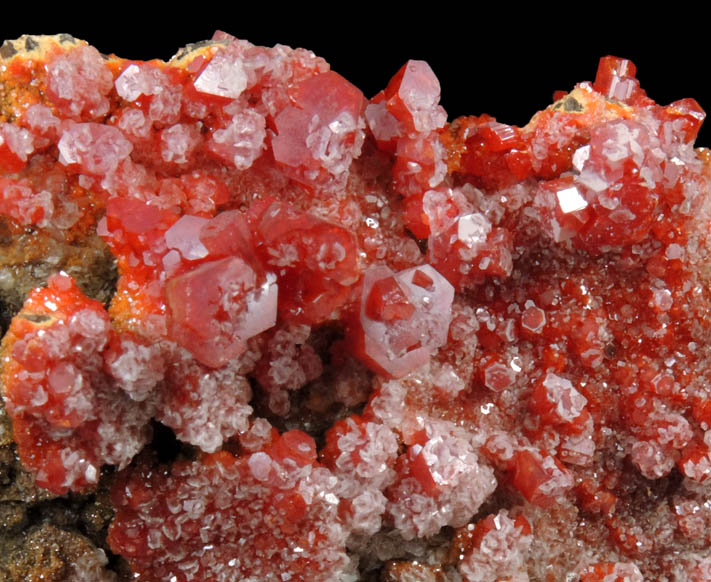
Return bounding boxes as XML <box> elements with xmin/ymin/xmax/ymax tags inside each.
<box><xmin>1</xmin><ymin>12</ymin><xmax>709</xmax><ymax>144</ymax></box>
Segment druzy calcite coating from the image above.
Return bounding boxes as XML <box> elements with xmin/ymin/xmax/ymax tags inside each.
<box><xmin>1</xmin><ymin>273</ymin><xmax>153</xmax><ymax>494</ymax></box>
<box><xmin>1</xmin><ymin>32</ymin><xmax>711</xmax><ymax>581</ymax></box>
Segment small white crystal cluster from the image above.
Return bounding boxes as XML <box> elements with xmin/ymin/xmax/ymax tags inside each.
<box><xmin>386</xmin><ymin>423</ymin><xmax>497</xmax><ymax>540</ymax></box>
<box><xmin>114</xmin><ymin>442</ymin><xmax>350</xmax><ymax>582</ymax></box>
<box><xmin>459</xmin><ymin>510</ymin><xmax>533</xmax><ymax>582</ymax></box>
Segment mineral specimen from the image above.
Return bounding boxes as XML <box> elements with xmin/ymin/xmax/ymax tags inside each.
<box><xmin>1</xmin><ymin>32</ymin><xmax>711</xmax><ymax>581</ymax></box>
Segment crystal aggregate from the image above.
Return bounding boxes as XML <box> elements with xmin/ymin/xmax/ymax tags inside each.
<box><xmin>0</xmin><ymin>33</ymin><xmax>711</xmax><ymax>581</ymax></box>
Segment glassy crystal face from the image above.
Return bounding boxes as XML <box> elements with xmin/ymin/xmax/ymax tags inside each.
<box><xmin>354</xmin><ymin>264</ymin><xmax>454</xmax><ymax>378</ymax></box>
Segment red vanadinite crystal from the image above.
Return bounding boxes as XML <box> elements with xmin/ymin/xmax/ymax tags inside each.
<box><xmin>2</xmin><ymin>35</ymin><xmax>711</xmax><ymax>580</ymax></box>
<box><xmin>108</xmin><ymin>431</ymin><xmax>351</xmax><ymax>582</ymax></box>
<box><xmin>455</xmin><ymin>509</ymin><xmax>533</xmax><ymax>581</ymax></box>
<box><xmin>1</xmin><ymin>274</ymin><xmax>153</xmax><ymax>494</ymax></box>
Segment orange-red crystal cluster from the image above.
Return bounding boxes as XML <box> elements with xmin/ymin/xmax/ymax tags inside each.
<box><xmin>2</xmin><ymin>33</ymin><xmax>711</xmax><ymax>580</ymax></box>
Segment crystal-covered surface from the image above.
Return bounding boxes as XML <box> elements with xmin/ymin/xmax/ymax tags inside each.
<box><xmin>0</xmin><ymin>36</ymin><xmax>710</xmax><ymax>581</ymax></box>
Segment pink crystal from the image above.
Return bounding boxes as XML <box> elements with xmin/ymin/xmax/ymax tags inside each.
<box><xmin>353</xmin><ymin>264</ymin><xmax>454</xmax><ymax>378</ymax></box>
